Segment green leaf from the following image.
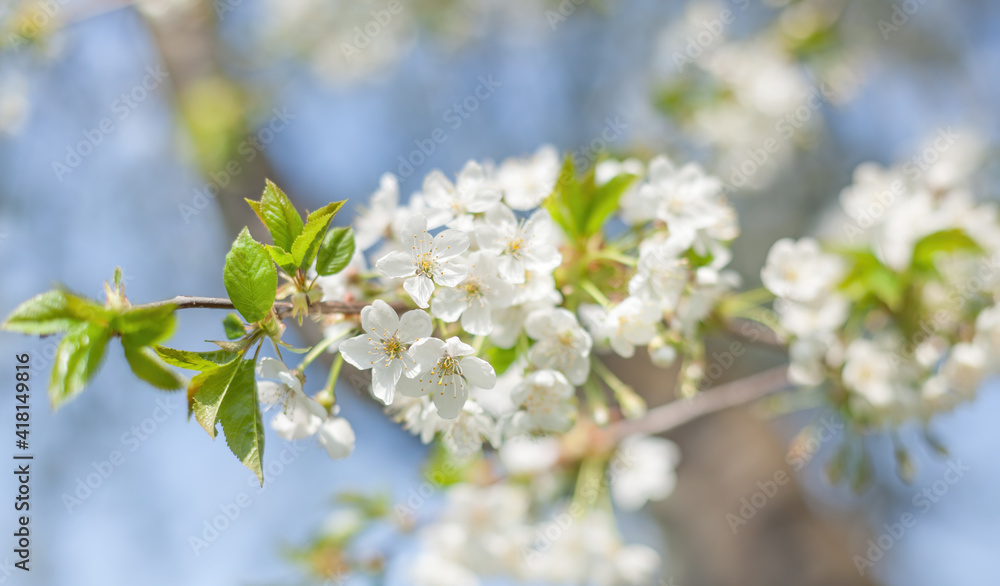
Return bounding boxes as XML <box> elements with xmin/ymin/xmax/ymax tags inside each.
<box><xmin>839</xmin><ymin>250</ymin><xmax>902</xmax><ymax>310</ymax></box>
<box><xmin>544</xmin><ymin>156</ymin><xmax>581</xmax><ymax>239</ymax></box>
<box><xmin>153</xmin><ymin>346</ymin><xmax>238</xmax><ymax>370</ymax></box>
<box><xmin>246</xmin><ymin>179</ymin><xmax>304</xmax><ymax>252</ymax></box>
<box><xmin>223</xmin><ymin>313</ymin><xmax>246</xmax><ymax>340</ymax></box>
<box><xmin>316</xmin><ymin>226</ymin><xmax>356</xmax><ymax>276</ymax></box>
<box><xmin>2</xmin><ymin>289</ymin><xmax>107</xmax><ymax>335</ymax></box>
<box><xmin>218</xmin><ymin>360</ymin><xmax>266</xmax><ymax>484</ymax></box>
<box><xmin>50</xmin><ymin>322</ymin><xmax>112</xmax><ymax>408</ymax></box>
<box><xmin>123</xmin><ymin>343</ymin><xmax>184</xmax><ymax>390</ymax></box>
<box><xmin>211</xmin><ymin>338</ymin><xmax>257</xmax><ymax>353</ymax></box>
<box><xmin>224</xmin><ymin>227</ymin><xmax>278</xmax><ymax>323</ymax></box>
<box><xmin>290</xmin><ymin>201</ymin><xmax>346</xmax><ymax>269</ymax></box>
<box><xmin>585</xmin><ymin>173</ymin><xmax>636</xmax><ymax>235</ymax></box>
<box><xmin>190</xmin><ymin>358</ymin><xmax>244</xmax><ymax>437</ymax></box>
<box><xmin>266</xmin><ymin>245</ymin><xmax>298</xmax><ymax>275</ymax></box>
<box><xmin>115</xmin><ymin>305</ymin><xmax>177</xmax><ymax>347</ymax></box>
<box><xmin>483</xmin><ymin>344</ymin><xmax>519</xmax><ymax>376</ymax></box>
<box><xmin>911</xmin><ymin>229</ymin><xmax>982</xmax><ymax>273</ymax></box>
<box><xmin>190</xmin><ymin>358</ymin><xmax>265</xmax><ymax>483</ymax></box>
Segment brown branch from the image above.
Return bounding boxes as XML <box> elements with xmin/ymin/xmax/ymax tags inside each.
<box><xmin>135</xmin><ymin>295</ymin><xmax>387</xmax><ymax>317</ymax></box>
<box><xmin>723</xmin><ymin>317</ymin><xmax>786</xmax><ymax>348</ymax></box>
<box><xmin>605</xmin><ymin>365</ymin><xmax>789</xmax><ymax>442</ymax></box>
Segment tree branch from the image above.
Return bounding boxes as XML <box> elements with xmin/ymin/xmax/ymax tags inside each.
<box><xmin>136</xmin><ymin>295</ymin><xmax>383</xmax><ymax>317</ymax></box>
<box><xmin>605</xmin><ymin>365</ymin><xmax>789</xmax><ymax>441</ymax></box>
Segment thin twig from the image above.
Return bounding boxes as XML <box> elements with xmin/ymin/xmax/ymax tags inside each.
<box><xmin>605</xmin><ymin>365</ymin><xmax>789</xmax><ymax>441</ymax></box>
<box><xmin>135</xmin><ymin>295</ymin><xmax>382</xmax><ymax>317</ymax></box>
<box><xmin>723</xmin><ymin>317</ymin><xmax>785</xmax><ymax>348</ymax></box>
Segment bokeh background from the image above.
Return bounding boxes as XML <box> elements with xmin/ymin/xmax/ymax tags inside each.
<box><xmin>1</xmin><ymin>0</ymin><xmax>999</xmax><ymax>584</ymax></box>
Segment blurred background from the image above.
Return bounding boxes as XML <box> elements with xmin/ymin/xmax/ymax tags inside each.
<box><xmin>1</xmin><ymin>0</ymin><xmax>999</xmax><ymax>584</ymax></box>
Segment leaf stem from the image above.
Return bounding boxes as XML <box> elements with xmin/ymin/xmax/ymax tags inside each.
<box><xmin>580</xmin><ymin>280</ymin><xmax>612</xmax><ymax>309</ymax></box>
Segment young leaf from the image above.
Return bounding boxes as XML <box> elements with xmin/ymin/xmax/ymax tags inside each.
<box><xmin>115</xmin><ymin>305</ymin><xmax>177</xmax><ymax>347</ymax></box>
<box><xmin>154</xmin><ymin>346</ymin><xmax>238</xmax><ymax>370</ymax></box>
<box><xmin>189</xmin><ymin>358</ymin><xmax>266</xmax><ymax>483</ymax></box>
<box><xmin>218</xmin><ymin>362</ymin><xmax>266</xmax><ymax>484</ymax></box>
<box><xmin>223</xmin><ymin>313</ymin><xmax>246</xmax><ymax>340</ymax></box>
<box><xmin>2</xmin><ymin>289</ymin><xmax>107</xmax><ymax>335</ymax></box>
<box><xmin>544</xmin><ymin>156</ymin><xmax>582</xmax><ymax>240</ymax></box>
<box><xmin>585</xmin><ymin>173</ymin><xmax>636</xmax><ymax>235</ymax></box>
<box><xmin>224</xmin><ymin>227</ymin><xmax>278</xmax><ymax>323</ymax></box>
<box><xmin>266</xmin><ymin>245</ymin><xmax>298</xmax><ymax>275</ymax></box>
<box><xmin>316</xmin><ymin>226</ymin><xmax>356</xmax><ymax>276</ymax></box>
<box><xmin>190</xmin><ymin>358</ymin><xmax>245</xmax><ymax>437</ymax></box>
<box><xmin>50</xmin><ymin>322</ymin><xmax>112</xmax><ymax>408</ymax></box>
<box><xmin>290</xmin><ymin>201</ymin><xmax>346</xmax><ymax>269</ymax></box>
<box><xmin>483</xmin><ymin>344</ymin><xmax>519</xmax><ymax>376</ymax></box>
<box><xmin>246</xmin><ymin>179</ymin><xmax>304</xmax><ymax>252</ymax></box>
<box><xmin>123</xmin><ymin>343</ymin><xmax>184</xmax><ymax>390</ymax></box>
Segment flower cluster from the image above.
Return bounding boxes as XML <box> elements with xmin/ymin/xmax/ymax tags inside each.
<box><xmin>762</xmin><ymin>135</ymin><xmax>999</xmax><ymax>428</ymax></box>
<box><xmin>315</xmin><ymin>146</ymin><xmax>739</xmax><ymax>456</ymax></box>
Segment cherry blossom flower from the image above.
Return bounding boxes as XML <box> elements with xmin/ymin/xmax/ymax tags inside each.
<box><xmin>598</xmin><ymin>297</ymin><xmax>661</xmax><ymax>358</ymax></box>
<box><xmin>397</xmin><ymin>337</ymin><xmax>497</xmax><ymax>419</ymax></box>
<box><xmin>475</xmin><ymin>205</ymin><xmax>561</xmax><ymax>285</ymax></box>
<box><xmin>375</xmin><ymin>214</ymin><xmax>470</xmax><ymax>307</ymax></box>
<box><xmin>256</xmin><ymin>358</ymin><xmax>325</xmax><ymax>440</ymax></box>
<box><xmin>761</xmin><ymin>237</ymin><xmax>844</xmax><ymax>302</ymax></box>
<box><xmin>317</xmin><ymin>412</ymin><xmax>355</xmax><ymax>460</ymax></box>
<box><xmin>431</xmin><ymin>252</ymin><xmax>514</xmax><ymax>335</ymax></box>
<box><xmin>497</xmin><ymin>144</ymin><xmax>560</xmax><ymax>211</ymax></box>
<box><xmin>610</xmin><ymin>435</ymin><xmax>681</xmax><ymax>511</ymax></box>
<box><xmin>422</xmin><ymin>161</ymin><xmax>502</xmax><ymax>231</ymax></box>
<box><xmin>339</xmin><ymin>300</ymin><xmax>433</xmax><ymax>405</ymax></box>
<box><xmin>524</xmin><ymin>308</ymin><xmax>593</xmax><ymax>385</ymax></box>
<box><xmin>354</xmin><ymin>173</ymin><xmax>401</xmax><ymax>251</ymax></box>
<box><xmin>509</xmin><ymin>369</ymin><xmax>575</xmax><ymax>433</ymax></box>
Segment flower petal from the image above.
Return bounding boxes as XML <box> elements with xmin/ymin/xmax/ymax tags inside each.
<box><xmin>409</xmin><ymin>337</ymin><xmax>445</xmax><ymax>369</ymax></box>
<box><xmin>363</xmin><ymin>299</ymin><xmax>400</xmax><ymax>338</ymax></box>
<box><xmin>431</xmin><ymin>287</ymin><xmax>468</xmax><ymax>322</ymax></box>
<box><xmin>257</xmin><ymin>380</ymin><xmax>286</xmax><ymax>406</ymax></box>
<box><xmin>376</xmin><ymin>251</ymin><xmax>415</xmax><ymax>279</ymax></box>
<box><xmin>256</xmin><ymin>357</ymin><xmax>289</xmax><ymax>381</ymax></box>
<box><xmin>433</xmin><ymin>229</ymin><xmax>470</xmax><ymax>259</ymax></box>
<box><xmin>340</xmin><ymin>334</ymin><xmax>376</xmax><ymax>371</ymax></box>
<box><xmin>317</xmin><ymin>417</ymin><xmax>356</xmax><ymax>460</ymax></box>
<box><xmin>397</xmin><ymin>308</ymin><xmax>433</xmax><ymax>342</ymax></box>
<box><xmin>460</xmin><ymin>301</ymin><xmax>493</xmax><ymax>336</ymax></box>
<box><xmin>435</xmin><ymin>261</ymin><xmax>470</xmax><ymax>287</ymax></box>
<box><xmin>404</xmin><ymin>275</ymin><xmax>435</xmax><ymax>308</ymax></box>
<box><xmin>432</xmin><ymin>375</ymin><xmax>469</xmax><ymax>419</ymax></box>
<box><xmin>371</xmin><ymin>359</ymin><xmax>404</xmax><ymax>405</ymax></box>
<box><xmin>460</xmin><ymin>356</ymin><xmax>496</xmax><ymax>389</ymax></box>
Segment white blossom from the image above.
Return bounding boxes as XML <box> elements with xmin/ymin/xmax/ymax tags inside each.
<box><xmin>256</xmin><ymin>358</ymin><xmax>325</xmax><ymax>441</ymax></box>
<box><xmin>510</xmin><ymin>369</ymin><xmax>576</xmax><ymax>433</ymax></box>
<box><xmin>476</xmin><ymin>205</ymin><xmax>561</xmax><ymax>285</ymax></box>
<box><xmin>354</xmin><ymin>173</ymin><xmax>401</xmax><ymax>251</ymax></box>
<box><xmin>422</xmin><ymin>161</ymin><xmax>502</xmax><ymax>231</ymax></box>
<box><xmin>841</xmin><ymin>339</ymin><xmax>898</xmax><ymax>407</ymax></box>
<box><xmin>598</xmin><ymin>297</ymin><xmax>661</xmax><ymax>358</ymax></box>
<box><xmin>431</xmin><ymin>251</ymin><xmax>514</xmax><ymax>335</ymax></box>
<box><xmin>524</xmin><ymin>308</ymin><xmax>593</xmax><ymax>385</ymax></box>
<box><xmin>317</xmin><ymin>412</ymin><xmax>355</xmax><ymax>460</ymax></box>
<box><xmin>339</xmin><ymin>300</ymin><xmax>433</xmax><ymax>405</ymax></box>
<box><xmin>761</xmin><ymin>237</ymin><xmax>844</xmax><ymax>302</ymax></box>
<box><xmin>497</xmin><ymin>144</ymin><xmax>561</xmax><ymax>211</ymax></box>
<box><xmin>397</xmin><ymin>337</ymin><xmax>497</xmax><ymax>419</ymax></box>
<box><xmin>376</xmin><ymin>214</ymin><xmax>470</xmax><ymax>307</ymax></box>
<box><xmin>610</xmin><ymin>435</ymin><xmax>680</xmax><ymax>511</ymax></box>
<box><xmin>941</xmin><ymin>342</ymin><xmax>987</xmax><ymax>397</ymax></box>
